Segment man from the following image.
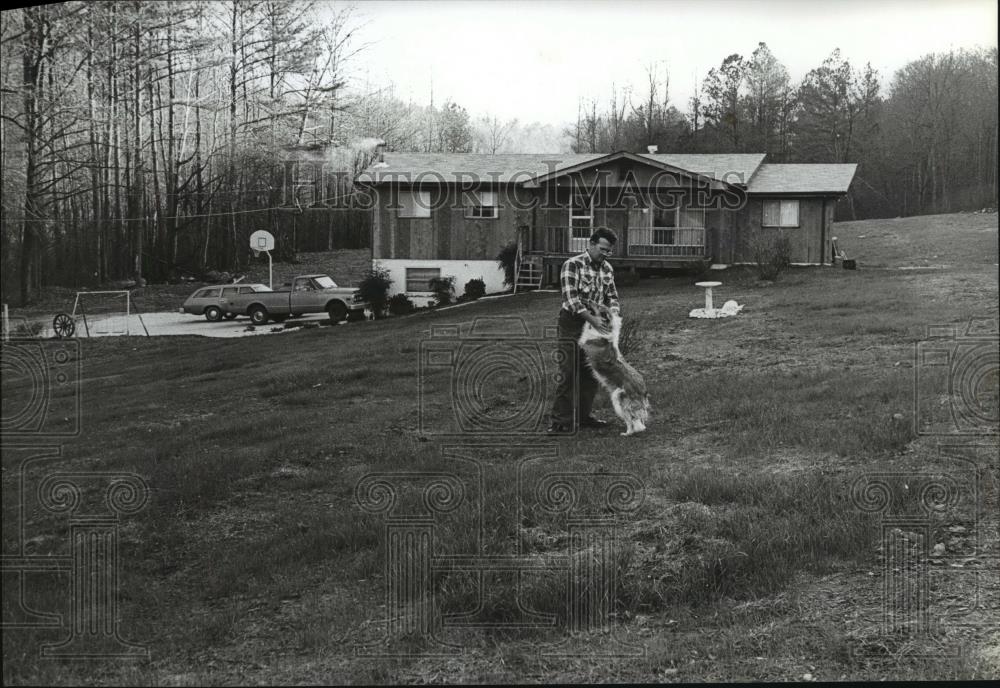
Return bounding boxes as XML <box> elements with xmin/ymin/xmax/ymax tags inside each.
<box><xmin>548</xmin><ymin>227</ymin><xmax>621</xmax><ymax>433</ymax></box>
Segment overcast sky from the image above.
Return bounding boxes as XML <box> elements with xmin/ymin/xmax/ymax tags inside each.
<box><xmin>343</xmin><ymin>0</ymin><xmax>998</xmax><ymax>124</ymax></box>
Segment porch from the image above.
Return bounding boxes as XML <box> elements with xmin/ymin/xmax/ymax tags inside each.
<box><xmin>525</xmin><ymin>225</ymin><xmax>708</xmax><ymax>259</ymax></box>
<box><xmin>515</xmin><ymin>225</ymin><xmax>708</xmax><ymax>290</ymax></box>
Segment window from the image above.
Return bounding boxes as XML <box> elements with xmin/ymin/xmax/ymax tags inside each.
<box><xmin>197</xmin><ymin>288</ymin><xmax>221</xmax><ymax>298</ymax></box>
<box><xmin>406</xmin><ymin>267</ymin><xmax>441</xmax><ymax>292</ymax></box>
<box><xmin>650</xmin><ymin>204</ymin><xmax>705</xmax><ymax>245</ymax></box>
<box><xmin>293</xmin><ymin>277</ymin><xmax>315</xmax><ymax>292</ymax></box>
<box><xmin>465</xmin><ymin>190</ymin><xmax>499</xmax><ymax>219</ymax></box>
<box><xmin>398</xmin><ymin>190</ymin><xmax>431</xmax><ymax>218</ymax></box>
<box><xmin>569</xmin><ymin>190</ymin><xmax>594</xmax><ymax>243</ymax></box>
<box><xmin>762</xmin><ymin>200</ymin><xmax>799</xmax><ymax>227</ymax></box>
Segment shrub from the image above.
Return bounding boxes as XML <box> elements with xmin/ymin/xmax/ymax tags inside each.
<box><xmin>357</xmin><ymin>265</ymin><xmax>393</xmax><ymax>317</ymax></box>
<box><xmin>428</xmin><ymin>276</ymin><xmax>456</xmax><ymax>307</ymax></box>
<box><xmin>744</xmin><ymin>228</ymin><xmax>791</xmax><ymax>281</ymax></box>
<box><xmin>496</xmin><ymin>242</ymin><xmax>518</xmax><ymax>288</ymax></box>
<box><xmin>387</xmin><ymin>293</ymin><xmax>415</xmax><ymax>316</ymax></box>
<box><xmin>463</xmin><ymin>277</ymin><xmax>486</xmax><ymax>301</ymax></box>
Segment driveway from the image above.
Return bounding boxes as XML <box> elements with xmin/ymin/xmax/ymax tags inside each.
<box><xmin>36</xmin><ymin>311</ymin><xmax>339</xmax><ymax>338</ymax></box>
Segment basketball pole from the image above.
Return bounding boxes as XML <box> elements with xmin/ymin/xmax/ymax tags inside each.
<box><xmin>250</xmin><ymin>231</ymin><xmax>276</xmax><ymax>290</ymax></box>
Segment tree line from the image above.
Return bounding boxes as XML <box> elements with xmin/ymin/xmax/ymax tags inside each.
<box><xmin>1</xmin><ymin>2</ymin><xmax>996</xmax><ymax>305</ymax></box>
<box><xmin>566</xmin><ymin>44</ymin><xmax>997</xmax><ymax>221</ymax></box>
<box><xmin>1</xmin><ymin>1</ymin><xmax>373</xmax><ymax>303</ymax></box>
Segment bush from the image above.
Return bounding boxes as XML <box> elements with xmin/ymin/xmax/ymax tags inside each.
<box><xmin>744</xmin><ymin>228</ymin><xmax>792</xmax><ymax>281</ymax></box>
<box><xmin>463</xmin><ymin>278</ymin><xmax>486</xmax><ymax>301</ymax></box>
<box><xmin>357</xmin><ymin>265</ymin><xmax>393</xmax><ymax>317</ymax></box>
<box><xmin>428</xmin><ymin>276</ymin><xmax>456</xmax><ymax>307</ymax></box>
<box><xmin>496</xmin><ymin>242</ymin><xmax>518</xmax><ymax>288</ymax></box>
<box><xmin>387</xmin><ymin>293</ymin><xmax>415</xmax><ymax>316</ymax></box>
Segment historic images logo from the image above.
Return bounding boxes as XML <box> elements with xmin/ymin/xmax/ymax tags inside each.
<box><xmin>2</xmin><ymin>332</ymin><xmax>149</xmax><ymax>659</ymax></box>
<box><xmin>2</xmin><ymin>446</ymin><xmax>150</xmax><ymax>659</ymax></box>
<box><xmin>355</xmin><ymin>316</ymin><xmax>646</xmax><ymax>658</ymax></box>
<box><xmin>848</xmin><ymin>449</ymin><xmax>992</xmax><ymax>660</ymax></box>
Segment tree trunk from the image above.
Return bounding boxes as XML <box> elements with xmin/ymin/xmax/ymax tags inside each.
<box><xmin>19</xmin><ymin>8</ymin><xmax>45</xmax><ymax>305</ymax></box>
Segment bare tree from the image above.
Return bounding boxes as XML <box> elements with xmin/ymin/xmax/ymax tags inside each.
<box><xmin>474</xmin><ymin>114</ymin><xmax>517</xmax><ymax>154</ymax></box>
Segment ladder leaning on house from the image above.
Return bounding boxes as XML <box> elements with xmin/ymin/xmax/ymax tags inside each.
<box><xmin>513</xmin><ymin>237</ymin><xmax>543</xmax><ymax>293</ymax></box>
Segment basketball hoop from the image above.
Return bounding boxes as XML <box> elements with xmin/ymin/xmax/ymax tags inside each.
<box><xmin>249</xmin><ymin>230</ymin><xmax>275</xmax><ymax>289</ymax></box>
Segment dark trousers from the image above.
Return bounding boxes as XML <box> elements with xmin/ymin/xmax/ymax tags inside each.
<box><xmin>549</xmin><ymin>309</ymin><xmax>598</xmax><ymax>427</ymax></box>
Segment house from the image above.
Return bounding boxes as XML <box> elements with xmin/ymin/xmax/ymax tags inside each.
<box><xmin>355</xmin><ymin>149</ymin><xmax>857</xmax><ymax>302</ymax></box>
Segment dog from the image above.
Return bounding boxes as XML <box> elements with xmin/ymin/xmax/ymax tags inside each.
<box><xmin>578</xmin><ymin>305</ymin><xmax>651</xmax><ymax>436</ymax></box>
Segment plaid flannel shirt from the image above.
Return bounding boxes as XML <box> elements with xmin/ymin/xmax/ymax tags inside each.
<box><xmin>559</xmin><ymin>252</ymin><xmax>621</xmax><ymax>316</ymax></box>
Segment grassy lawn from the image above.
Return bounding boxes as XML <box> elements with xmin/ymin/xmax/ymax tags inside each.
<box><xmin>2</xmin><ymin>213</ymin><xmax>997</xmax><ymax>684</ymax></box>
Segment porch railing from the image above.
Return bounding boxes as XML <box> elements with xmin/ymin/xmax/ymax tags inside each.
<box><xmin>539</xmin><ymin>226</ymin><xmax>570</xmax><ymax>254</ymax></box>
<box><xmin>628</xmin><ymin>227</ymin><xmax>705</xmax><ymax>257</ymax></box>
<box><xmin>534</xmin><ymin>226</ymin><xmax>705</xmax><ymax>258</ymax></box>
<box><xmin>539</xmin><ymin>227</ymin><xmax>620</xmax><ymax>255</ymax></box>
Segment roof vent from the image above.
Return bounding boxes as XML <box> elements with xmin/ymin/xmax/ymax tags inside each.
<box><xmin>647</xmin><ymin>145</ymin><xmax>658</xmax><ymax>154</ymax></box>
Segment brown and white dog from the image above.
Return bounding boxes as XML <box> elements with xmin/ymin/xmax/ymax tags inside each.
<box><xmin>578</xmin><ymin>305</ymin><xmax>651</xmax><ymax>436</ymax></box>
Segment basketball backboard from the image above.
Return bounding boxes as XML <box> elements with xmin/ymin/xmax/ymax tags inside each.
<box><xmin>249</xmin><ymin>230</ymin><xmax>275</xmax><ymax>252</ymax></box>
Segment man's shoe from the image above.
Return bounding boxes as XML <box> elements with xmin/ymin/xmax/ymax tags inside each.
<box><xmin>546</xmin><ymin>422</ymin><xmax>572</xmax><ymax>434</ymax></box>
<box><xmin>581</xmin><ymin>416</ymin><xmax>608</xmax><ymax>428</ymax></box>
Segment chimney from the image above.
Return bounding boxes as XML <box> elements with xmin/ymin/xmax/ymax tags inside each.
<box><xmin>647</xmin><ymin>145</ymin><xmax>658</xmax><ymax>154</ymax></box>
<box><xmin>373</xmin><ymin>140</ymin><xmax>388</xmax><ymax>168</ymax></box>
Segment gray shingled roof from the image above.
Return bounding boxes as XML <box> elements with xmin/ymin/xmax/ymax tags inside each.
<box><xmin>642</xmin><ymin>153</ymin><xmax>766</xmax><ymax>185</ymax></box>
<box><xmin>356</xmin><ymin>152</ymin><xmax>766</xmax><ymax>185</ymax></box>
<box><xmin>746</xmin><ymin>164</ymin><xmax>857</xmax><ymax>194</ymax></box>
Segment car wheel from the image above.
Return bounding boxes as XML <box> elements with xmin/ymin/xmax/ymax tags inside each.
<box><xmin>326</xmin><ymin>301</ymin><xmax>348</xmax><ymax>323</ymax></box>
<box><xmin>249</xmin><ymin>306</ymin><xmax>269</xmax><ymax>325</ymax></box>
<box><xmin>223</xmin><ymin>313</ymin><xmax>237</xmax><ymax>320</ymax></box>
<box><xmin>205</xmin><ymin>306</ymin><xmax>223</xmax><ymax>322</ymax></box>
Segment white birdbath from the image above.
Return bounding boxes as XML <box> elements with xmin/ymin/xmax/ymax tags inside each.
<box><xmin>695</xmin><ymin>281</ymin><xmax>722</xmax><ymax>314</ymax></box>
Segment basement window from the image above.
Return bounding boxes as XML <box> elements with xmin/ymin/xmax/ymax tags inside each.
<box><xmin>406</xmin><ymin>267</ymin><xmax>441</xmax><ymax>292</ymax></box>
<box><xmin>762</xmin><ymin>200</ymin><xmax>799</xmax><ymax>228</ymax></box>
<box><xmin>465</xmin><ymin>190</ymin><xmax>499</xmax><ymax>219</ymax></box>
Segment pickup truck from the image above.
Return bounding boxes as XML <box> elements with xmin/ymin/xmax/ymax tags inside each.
<box><xmin>221</xmin><ymin>274</ymin><xmax>366</xmax><ymax>325</ymax></box>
